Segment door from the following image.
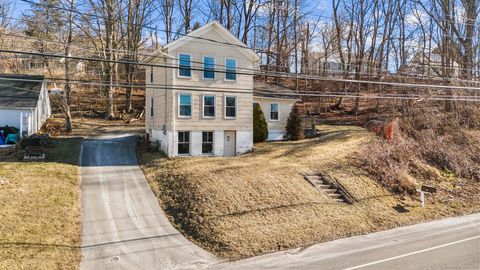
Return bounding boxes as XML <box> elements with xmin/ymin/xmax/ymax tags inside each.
<box><xmin>224</xmin><ymin>131</ymin><xmax>236</xmax><ymax>157</ymax></box>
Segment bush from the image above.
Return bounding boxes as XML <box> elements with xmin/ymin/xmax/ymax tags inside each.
<box><xmin>286</xmin><ymin>104</ymin><xmax>304</xmax><ymax>140</ymax></box>
<box><xmin>361</xmin><ymin>108</ymin><xmax>480</xmax><ymax>195</ymax></box>
<box><xmin>253</xmin><ymin>103</ymin><xmax>268</xmax><ymax>142</ymax></box>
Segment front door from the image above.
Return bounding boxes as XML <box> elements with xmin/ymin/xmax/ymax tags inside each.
<box><xmin>224</xmin><ymin>131</ymin><xmax>236</xmax><ymax>157</ymax></box>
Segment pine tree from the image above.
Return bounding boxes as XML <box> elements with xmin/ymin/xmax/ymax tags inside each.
<box><xmin>286</xmin><ymin>104</ymin><xmax>304</xmax><ymax>140</ymax></box>
<box><xmin>253</xmin><ymin>103</ymin><xmax>268</xmax><ymax>142</ymax></box>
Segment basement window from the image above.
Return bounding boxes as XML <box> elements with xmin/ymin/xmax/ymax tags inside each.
<box><xmin>202</xmin><ymin>131</ymin><xmax>214</xmax><ymax>155</ymax></box>
<box><xmin>178</xmin><ymin>131</ymin><xmax>190</xmax><ymax>155</ymax></box>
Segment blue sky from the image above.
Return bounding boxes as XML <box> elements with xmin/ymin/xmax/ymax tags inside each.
<box><xmin>13</xmin><ymin>0</ymin><xmax>333</xmax><ymax>22</ymax></box>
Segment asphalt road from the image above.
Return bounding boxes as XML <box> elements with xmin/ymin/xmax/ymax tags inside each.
<box><xmin>79</xmin><ymin>135</ymin><xmax>219</xmax><ymax>270</ymax></box>
<box><xmin>212</xmin><ymin>213</ymin><xmax>480</xmax><ymax>270</ymax></box>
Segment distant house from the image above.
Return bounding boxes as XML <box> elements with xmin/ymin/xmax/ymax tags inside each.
<box><xmin>253</xmin><ymin>82</ymin><xmax>298</xmax><ymax>140</ymax></box>
<box><xmin>307</xmin><ymin>52</ymin><xmax>372</xmax><ymax>76</ymax></box>
<box><xmin>405</xmin><ymin>52</ymin><xmax>462</xmax><ymax>78</ymax></box>
<box><xmin>0</xmin><ymin>74</ymin><xmax>51</xmax><ymax>136</ymax></box>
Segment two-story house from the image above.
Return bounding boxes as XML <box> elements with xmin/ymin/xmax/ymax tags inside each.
<box><xmin>144</xmin><ymin>21</ymin><xmax>260</xmax><ymax>157</ymax></box>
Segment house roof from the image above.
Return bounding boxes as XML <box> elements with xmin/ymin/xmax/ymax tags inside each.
<box><xmin>0</xmin><ymin>74</ymin><xmax>44</xmax><ymax>109</ymax></box>
<box><xmin>141</xmin><ymin>48</ymin><xmax>174</xmax><ymax>64</ymax></box>
<box><xmin>164</xmin><ymin>21</ymin><xmax>260</xmax><ymax>61</ymax></box>
<box><xmin>253</xmin><ymin>81</ymin><xmax>299</xmax><ymax>100</ymax></box>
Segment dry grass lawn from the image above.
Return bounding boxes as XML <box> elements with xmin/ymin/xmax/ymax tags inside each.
<box><xmin>0</xmin><ymin>138</ymin><xmax>82</xmax><ymax>270</ymax></box>
<box><xmin>140</xmin><ymin>125</ymin><xmax>479</xmax><ymax>259</ymax></box>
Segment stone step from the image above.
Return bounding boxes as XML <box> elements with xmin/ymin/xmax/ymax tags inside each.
<box><xmin>324</xmin><ymin>188</ymin><xmax>338</xmax><ymax>193</ymax></box>
<box><xmin>306</xmin><ymin>175</ymin><xmax>320</xmax><ymax>181</ymax></box>
<box><xmin>333</xmin><ymin>198</ymin><xmax>346</xmax><ymax>203</ymax></box>
<box><xmin>318</xmin><ymin>184</ymin><xmax>332</xmax><ymax>188</ymax></box>
<box><xmin>329</xmin><ymin>193</ymin><xmax>343</xmax><ymax>199</ymax></box>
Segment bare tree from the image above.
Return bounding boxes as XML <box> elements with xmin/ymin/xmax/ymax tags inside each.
<box><xmin>60</xmin><ymin>0</ymin><xmax>75</xmax><ymax>132</ymax></box>
<box><xmin>122</xmin><ymin>0</ymin><xmax>154</xmax><ymax>112</ymax></box>
<box><xmin>157</xmin><ymin>0</ymin><xmax>175</xmax><ymax>43</ymax></box>
<box><xmin>177</xmin><ymin>0</ymin><xmax>194</xmax><ymax>33</ymax></box>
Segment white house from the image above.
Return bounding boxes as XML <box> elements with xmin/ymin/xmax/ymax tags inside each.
<box><xmin>0</xmin><ymin>74</ymin><xmax>51</xmax><ymax>136</ymax></box>
<box><xmin>253</xmin><ymin>81</ymin><xmax>298</xmax><ymax>141</ymax></box>
<box><xmin>144</xmin><ymin>21</ymin><xmax>260</xmax><ymax>157</ymax></box>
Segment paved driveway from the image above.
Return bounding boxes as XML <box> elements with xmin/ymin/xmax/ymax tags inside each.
<box><xmin>80</xmin><ymin>136</ymin><xmax>219</xmax><ymax>270</ymax></box>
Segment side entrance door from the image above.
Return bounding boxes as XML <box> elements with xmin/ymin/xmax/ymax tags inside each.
<box><xmin>224</xmin><ymin>131</ymin><xmax>236</xmax><ymax>157</ymax></box>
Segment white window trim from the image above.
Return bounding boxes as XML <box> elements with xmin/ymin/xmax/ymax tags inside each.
<box><xmin>177</xmin><ymin>131</ymin><xmax>191</xmax><ymax>156</ymax></box>
<box><xmin>202</xmin><ymin>94</ymin><xmax>216</xmax><ymax>119</ymax></box>
<box><xmin>224</xmin><ymin>95</ymin><xmax>237</xmax><ymax>119</ymax></box>
<box><xmin>269</xmin><ymin>102</ymin><xmax>280</xmax><ymax>121</ymax></box>
<box><xmin>178</xmin><ymin>92</ymin><xmax>193</xmax><ymax>119</ymax></box>
<box><xmin>224</xmin><ymin>57</ymin><xmax>237</xmax><ymax>82</ymax></box>
<box><xmin>202</xmin><ymin>55</ymin><xmax>216</xmax><ymax>80</ymax></box>
<box><xmin>177</xmin><ymin>52</ymin><xmax>192</xmax><ymax>78</ymax></box>
<box><xmin>201</xmin><ymin>131</ymin><xmax>215</xmax><ymax>156</ymax></box>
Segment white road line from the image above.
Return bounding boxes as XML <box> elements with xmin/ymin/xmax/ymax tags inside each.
<box><xmin>343</xmin><ymin>235</ymin><xmax>480</xmax><ymax>270</ymax></box>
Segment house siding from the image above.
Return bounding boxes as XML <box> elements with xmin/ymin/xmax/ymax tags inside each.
<box><xmin>254</xmin><ymin>96</ymin><xmax>296</xmax><ymax>141</ymax></box>
<box><xmin>146</xmin><ymin>22</ymin><xmax>257</xmax><ymax>157</ymax></box>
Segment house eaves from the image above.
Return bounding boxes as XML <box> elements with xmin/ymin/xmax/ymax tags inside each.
<box><xmin>164</xmin><ymin>21</ymin><xmax>260</xmax><ymax>62</ymax></box>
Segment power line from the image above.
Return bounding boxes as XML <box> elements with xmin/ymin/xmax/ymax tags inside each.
<box><xmin>4</xmin><ymin>48</ymin><xmax>480</xmax><ymax>93</ymax></box>
<box><xmin>3</xmin><ymin>75</ymin><xmax>480</xmax><ymax>103</ymax></box>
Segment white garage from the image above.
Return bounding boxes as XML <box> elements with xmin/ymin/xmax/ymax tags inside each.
<box><xmin>0</xmin><ymin>74</ymin><xmax>51</xmax><ymax>136</ymax></box>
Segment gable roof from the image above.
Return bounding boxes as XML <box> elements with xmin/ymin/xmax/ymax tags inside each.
<box><xmin>141</xmin><ymin>48</ymin><xmax>174</xmax><ymax>64</ymax></box>
<box><xmin>164</xmin><ymin>21</ymin><xmax>260</xmax><ymax>61</ymax></box>
<box><xmin>253</xmin><ymin>81</ymin><xmax>299</xmax><ymax>100</ymax></box>
<box><xmin>0</xmin><ymin>74</ymin><xmax>44</xmax><ymax>109</ymax></box>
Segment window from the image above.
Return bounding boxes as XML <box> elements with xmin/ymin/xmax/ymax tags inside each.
<box><xmin>179</xmin><ymin>54</ymin><xmax>191</xmax><ymax>77</ymax></box>
<box><xmin>203</xmin><ymin>56</ymin><xmax>215</xmax><ymax>79</ymax></box>
<box><xmin>203</xmin><ymin>95</ymin><xmax>215</xmax><ymax>118</ymax></box>
<box><xmin>270</xmin><ymin>103</ymin><xmax>279</xmax><ymax>121</ymax></box>
<box><xmin>225</xmin><ymin>58</ymin><xmax>236</xmax><ymax>81</ymax></box>
<box><xmin>225</xmin><ymin>96</ymin><xmax>236</xmax><ymax>118</ymax></box>
<box><xmin>178</xmin><ymin>131</ymin><xmax>190</xmax><ymax>155</ymax></box>
<box><xmin>150</xmin><ymin>66</ymin><xmax>154</xmax><ymax>82</ymax></box>
<box><xmin>150</xmin><ymin>98</ymin><xmax>154</xmax><ymax>117</ymax></box>
<box><xmin>202</xmin><ymin>131</ymin><xmax>214</xmax><ymax>154</ymax></box>
<box><xmin>179</xmin><ymin>94</ymin><xmax>192</xmax><ymax>117</ymax></box>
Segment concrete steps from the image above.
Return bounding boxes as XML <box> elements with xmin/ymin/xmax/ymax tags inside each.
<box><xmin>304</xmin><ymin>174</ymin><xmax>353</xmax><ymax>204</ymax></box>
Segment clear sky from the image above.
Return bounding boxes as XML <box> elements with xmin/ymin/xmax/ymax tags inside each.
<box><xmin>12</xmin><ymin>0</ymin><xmax>334</xmax><ymax>23</ymax></box>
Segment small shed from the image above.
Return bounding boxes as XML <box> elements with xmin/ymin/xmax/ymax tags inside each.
<box><xmin>0</xmin><ymin>74</ymin><xmax>51</xmax><ymax>136</ymax></box>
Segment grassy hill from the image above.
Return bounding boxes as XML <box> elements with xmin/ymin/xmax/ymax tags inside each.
<box><xmin>139</xmin><ymin>125</ymin><xmax>479</xmax><ymax>259</ymax></box>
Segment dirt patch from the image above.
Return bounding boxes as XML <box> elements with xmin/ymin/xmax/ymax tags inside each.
<box><xmin>139</xmin><ymin>125</ymin><xmax>480</xmax><ymax>259</ymax></box>
<box><xmin>41</xmin><ymin>114</ymin><xmax>144</xmax><ymax>138</ymax></box>
<box><xmin>0</xmin><ymin>138</ymin><xmax>82</xmax><ymax>269</ymax></box>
